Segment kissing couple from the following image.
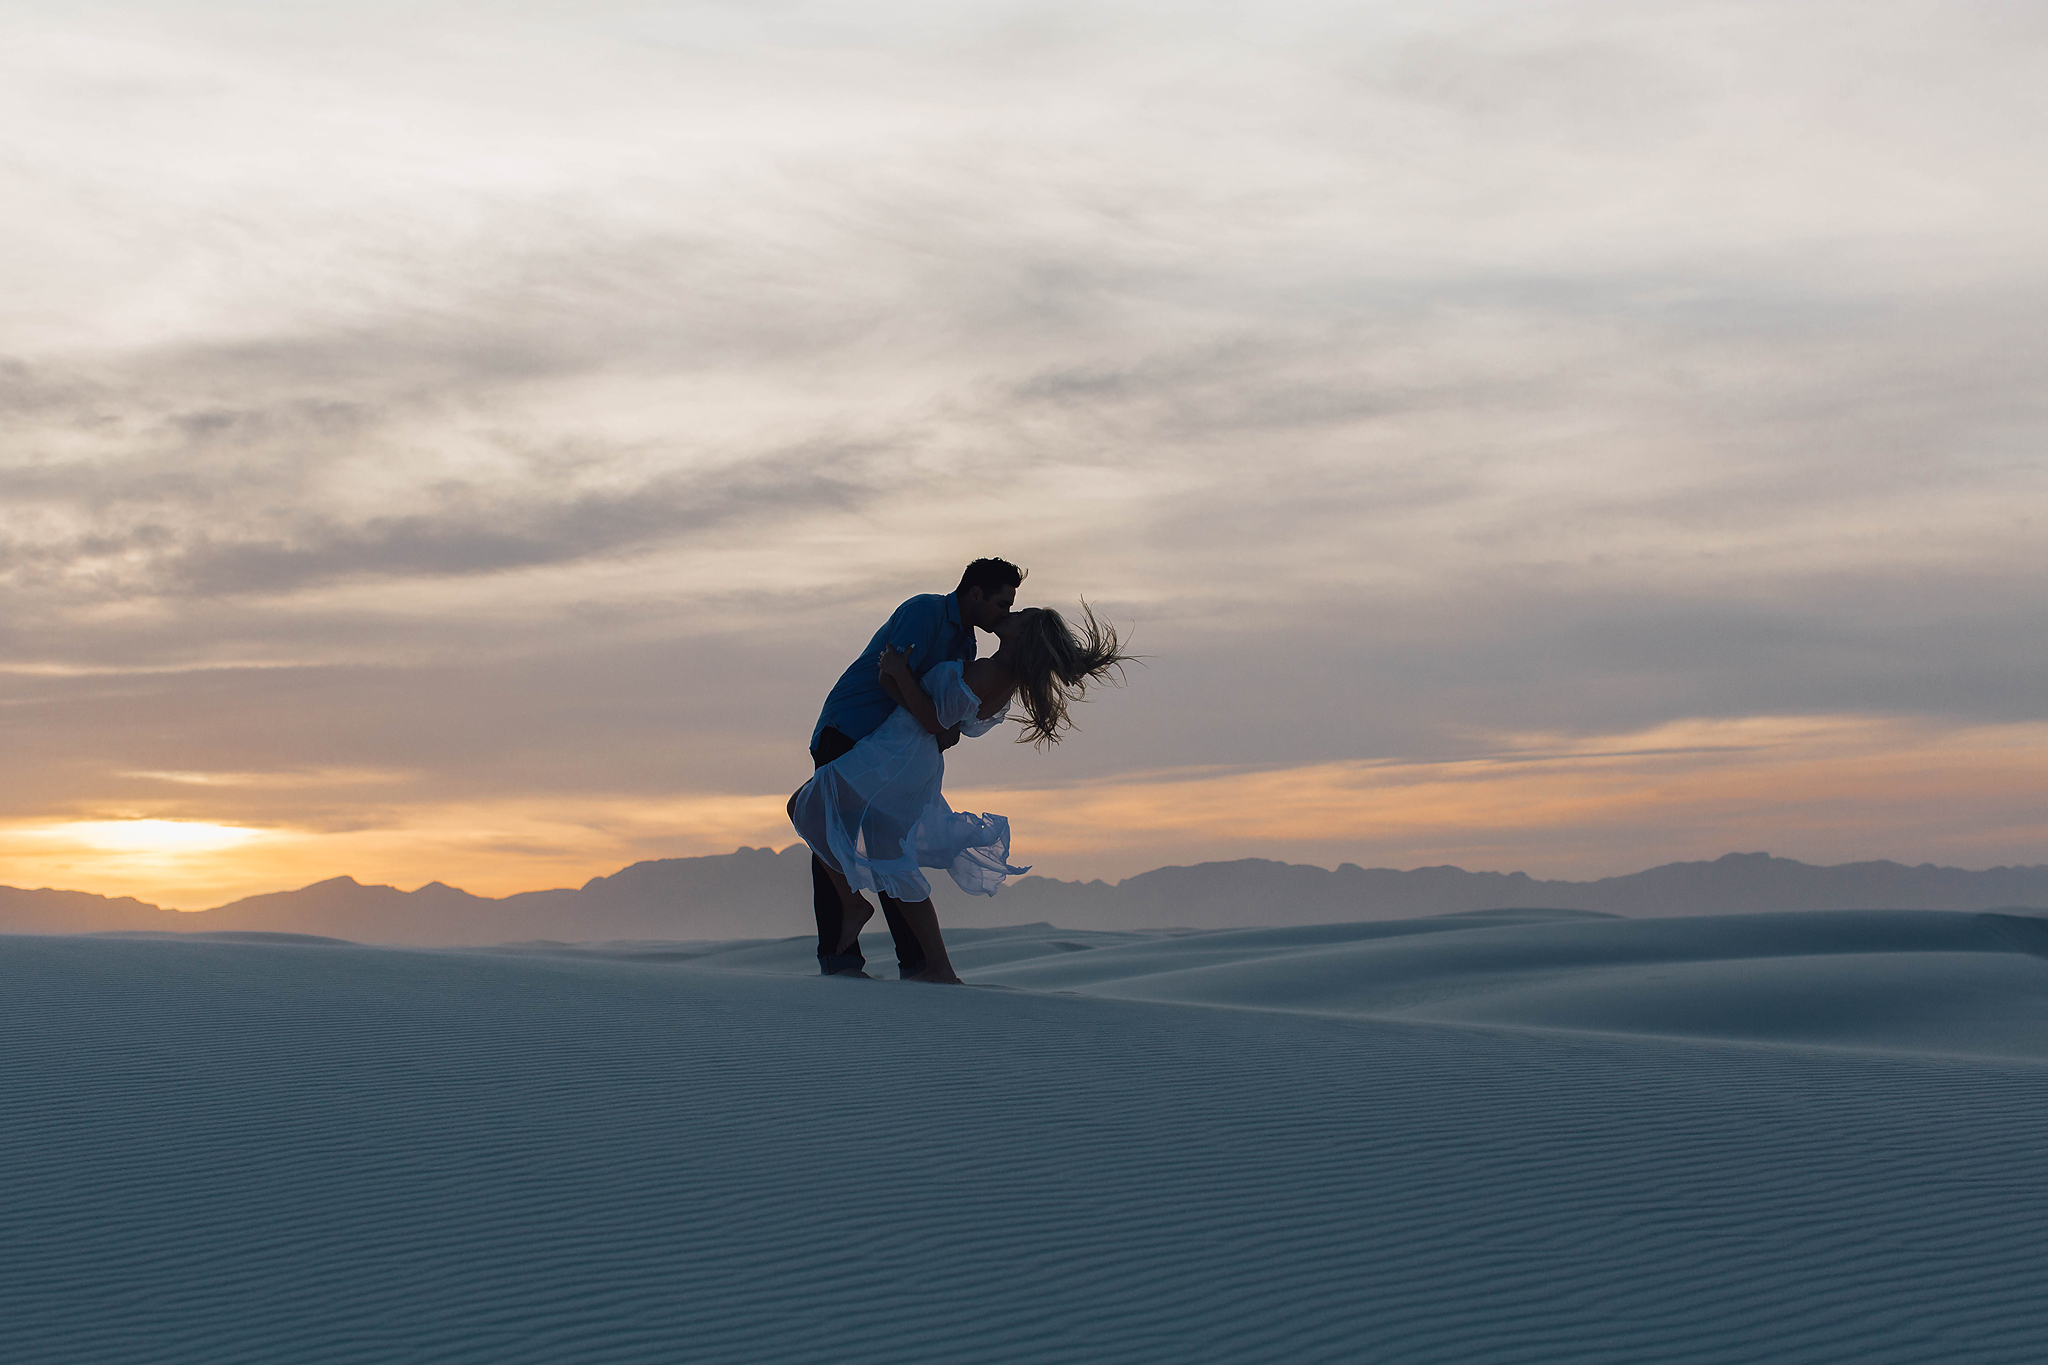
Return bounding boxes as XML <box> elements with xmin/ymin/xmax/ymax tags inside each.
<box><xmin>788</xmin><ymin>557</ymin><xmax>1134</xmax><ymax>982</ymax></box>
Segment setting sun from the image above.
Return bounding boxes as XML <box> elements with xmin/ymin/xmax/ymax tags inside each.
<box><xmin>2</xmin><ymin>821</ymin><xmax>278</xmax><ymax>901</ymax></box>
<box><xmin>29</xmin><ymin>820</ymin><xmax>273</xmax><ymax>855</ymax></box>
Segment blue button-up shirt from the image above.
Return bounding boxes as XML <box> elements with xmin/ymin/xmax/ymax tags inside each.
<box><xmin>812</xmin><ymin>592</ymin><xmax>977</xmax><ymax>747</ymax></box>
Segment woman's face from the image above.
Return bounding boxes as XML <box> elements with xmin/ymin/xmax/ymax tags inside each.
<box><xmin>992</xmin><ymin>607</ymin><xmax>1041</xmax><ymax>645</ymax></box>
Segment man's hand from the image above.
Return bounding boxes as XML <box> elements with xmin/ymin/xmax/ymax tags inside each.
<box><xmin>937</xmin><ymin>724</ymin><xmax>962</xmax><ymax>752</ymax></box>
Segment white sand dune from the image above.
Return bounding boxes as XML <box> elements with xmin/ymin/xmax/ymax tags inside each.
<box><xmin>4</xmin><ymin>910</ymin><xmax>2046</xmax><ymax>1363</ymax></box>
<box><xmin>955</xmin><ymin>909</ymin><xmax>2048</xmax><ymax>1061</ymax></box>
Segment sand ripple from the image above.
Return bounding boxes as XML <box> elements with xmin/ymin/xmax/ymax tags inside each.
<box><xmin>4</xmin><ymin>914</ymin><xmax>2046</xmax><ymax>1362</ymax></box>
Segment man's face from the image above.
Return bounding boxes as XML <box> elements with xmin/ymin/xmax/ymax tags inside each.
<box><xmin>965</xmin><ymin>585</ymin><xmax>1017</xmax><ymax>633</ymax></box>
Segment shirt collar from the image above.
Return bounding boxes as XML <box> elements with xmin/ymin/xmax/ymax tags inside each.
<box><xmin>943</xmin><ymin>591</ymin><xmax>963</xmax><ymax>629</ymax></box>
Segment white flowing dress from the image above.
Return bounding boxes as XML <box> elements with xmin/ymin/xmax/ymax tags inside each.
<box><xmin>790</xmin><ymin>660</ymin><xmax>1029</xmax><ymax>902</ymax></box>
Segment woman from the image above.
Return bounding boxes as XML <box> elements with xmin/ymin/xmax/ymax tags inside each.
<box><xmin>788</xmin><ymin>603</ymin><xmax>1134</xmax><ymax>984</ymax></box>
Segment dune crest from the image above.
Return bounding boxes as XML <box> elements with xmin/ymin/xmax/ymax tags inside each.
<box><xmin>525</xmin><ymin>908</ymin><xmax>2048</xmax><ymax>1062</ymax></box>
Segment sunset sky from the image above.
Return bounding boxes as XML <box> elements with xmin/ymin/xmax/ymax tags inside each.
<box><xmin>4</xmin><ymin>0</ymin><xmax>2044</xmax><ymax>907</ymax></box>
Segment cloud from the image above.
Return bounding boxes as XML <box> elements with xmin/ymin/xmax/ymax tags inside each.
<box><xmin>1</xmin><ymin>0</ymin><xmax>2044</xmax><ymax>894</ymax></box>
<box><xmin>159</xmin><ymin>447</ymin><xmax>882</xmax><ymax>597</ymax></box>
<box><xmin>947</xmin><ymin>713</ymin><xmax>2048</xmax><ymax>882</ymax></box>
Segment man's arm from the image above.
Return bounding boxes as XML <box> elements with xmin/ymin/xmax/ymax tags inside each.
<box><xmin>879</xmin><ymin>596</ymin><xmax>961</xmax><ymax>742</ymax></box>
<box><xmin>883</xmin><ymin>668</ymin><xmax>960</xmax><ymax>748</ymax></box>
<box><xmin>881</xmin><ymin>670</ymin><xmax>961</xmax><ymax>749</ymax></box>
<box><xmin>879</xmin><ymin>595</ymin><xmax>948</xmax><ymax>665</ymax></box>
<box><xmin>878</xmin><ymin>647</ymin><xmax>946</xmax><ymax>736</ymax></box>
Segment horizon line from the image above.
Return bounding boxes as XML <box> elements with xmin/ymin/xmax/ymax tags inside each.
<box><xmin>11</xmin><ymin>846</ymin><xmax>2048</xmax><ymax>914</ymax></box>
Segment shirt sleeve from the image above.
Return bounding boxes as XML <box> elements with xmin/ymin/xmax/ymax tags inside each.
<box><xmin>882</xmin><ymin>597</ymin><xmax>948</xmax><ymax>672</ymax></box>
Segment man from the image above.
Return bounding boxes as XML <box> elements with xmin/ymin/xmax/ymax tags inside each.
<box><xmin>807</xmin><ymin>557</ymin><xmax>1023</xmax><ymax>976</ymax></box>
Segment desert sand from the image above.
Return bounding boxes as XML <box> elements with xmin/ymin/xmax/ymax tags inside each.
<box><xmin>4</xmin><ymin>908</ymin><xmax>2045</xmax><ymax>1362</ymax></box>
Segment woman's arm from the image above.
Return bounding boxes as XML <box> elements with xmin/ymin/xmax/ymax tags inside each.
<box><xmin>878</xmin><ymin>645</ymin><xmax>946</xmax><ymax>736</ymax></box>
<box><xmin>962</xmin><ymin>659</ymin><xmax>1017</xmax><ymax>720</ymax></box>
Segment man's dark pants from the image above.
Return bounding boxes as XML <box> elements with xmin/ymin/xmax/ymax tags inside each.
<box><xmin>810</xmin><ymin>726</ymin><xmax>926</xmax><ymax>978</ymax></box>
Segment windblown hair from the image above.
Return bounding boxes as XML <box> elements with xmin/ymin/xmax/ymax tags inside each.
<box><xmin>1009</xmin><ymin>601</ymin><xmax>1136</xmax><ymax>747</ymax></box>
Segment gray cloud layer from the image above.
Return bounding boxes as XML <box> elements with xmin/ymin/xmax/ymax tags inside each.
<box><xmin>2</xmin><ymin>0</ymin><xmax>2044</xmax><ymax>872</ymax></box>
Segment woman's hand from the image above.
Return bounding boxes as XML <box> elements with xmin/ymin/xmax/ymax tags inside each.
<box><xmin>877</xmin><ymin>643</ymin><xmax>916</xmax><ymax>683</ymax></box>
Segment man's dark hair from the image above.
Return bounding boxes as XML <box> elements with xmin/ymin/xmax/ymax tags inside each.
<box><xmin>957</xmin><ymin>557</ymin><xmax>1026</xmax><ymax>597</ymax></box>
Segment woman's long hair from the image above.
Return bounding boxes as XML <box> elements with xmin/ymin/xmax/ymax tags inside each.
<box><xmin>1009</xmin><ymin>601</ymin><xmax>1137</xmax><ymax>747</ymax></box>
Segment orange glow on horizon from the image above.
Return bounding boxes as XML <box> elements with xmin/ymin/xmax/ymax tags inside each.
<box><xmin>956</xmin><ymin>713</ymin><xmax>2048</xmax><ymax>878</ymax></box>
<box><xmin>3</xmin><ymin>714</ymin><xmax>2044</xmax><ymax>909</ymax></box>
<box><xmin>0</xmin><ymin>796</ymin><xmax>793</xmax><ymax>910</ymax></box>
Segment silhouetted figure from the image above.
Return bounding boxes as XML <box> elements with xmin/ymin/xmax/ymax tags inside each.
<box><xmin>798</xmin><ymin>559</ymin><xmax>1022</xmax><ymax>976</ymax></box>
<box><xmin>793</xmin><ymin>565</ymin><xmax>1134</xmax><ymax>982</ymax></box>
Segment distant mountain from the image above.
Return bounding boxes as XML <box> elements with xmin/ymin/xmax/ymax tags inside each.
<box><xmin>0</xmin><ymin>886</ymin><xmax>175</xmax><ymax>935</ymax></box>
<box><xmin>0</xmin><ymin>846</ymin><xmax>812</xmax><ymax>946</ymax></box>
<box><xmin>3</xmin><ymin>849</ymin><xmax>2045</xmax><ymax>945</ymax></box>
<box><xmin>995</xmin><ymin>852</ymin><xmax>2048</xmax><ymax>930</ymax></box>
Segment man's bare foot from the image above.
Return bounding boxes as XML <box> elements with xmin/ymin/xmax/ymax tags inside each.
<box><xmin>907</xmin><ymin>966</ymin><xmax>964</xmax><ymax>985</ymax></box>
<box><xmin>835</xmin><ymin>898</ymin><xmax>874</xmax><ymax>956</ymax></box>
<box><xmin>827</xmin><ymin>966</ymin><xmax>873</xmax><ymax>979</ymax></box>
